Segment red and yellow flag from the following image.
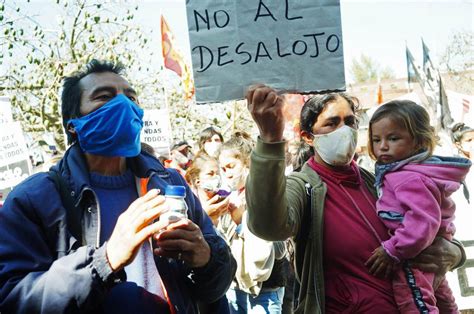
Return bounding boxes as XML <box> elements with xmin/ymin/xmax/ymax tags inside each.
<box><xmin>377</xmin><ymin>83</ymin><xmax>383</xmax><ymax>105</ymax></box>
<box><xmin>161</xmin><ymin>15</ymin><xmax>194</xmax><ymax>99</ymax></box>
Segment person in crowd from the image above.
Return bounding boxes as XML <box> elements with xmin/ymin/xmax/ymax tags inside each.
<box><xmin>0</xmin><ymin>59</ymin><xmax>235</xmax><ymax>313</ymax></box>
<box><xmin>218</xmin><ymin>132</ymin><xmax>288</xmax><ymax>314</ymax></box>
<box><xmin>245</xmin><ymin>85</ymin><xmax>466</xmax><ymax>314</ymax></box>
<box><xmin>365</xmin><ymin>100</ymin><xmax>471</xmax><ymax>313</ymax></box>
<box><xmin>185</xmin><ymin>153</ymin><xmax>232</xmax><ymax>314</ymax></box>
<box><xmin>169</xmin><ymin>140</ymin><xmax>194</xmax><ymax>175</ymax></box>
<box><xmin>196</xmin><ymin>126</ymin><xmax>224</xmax><ymax>158</ymax></box>
<box><xmin>449</xmin><ymin>122</ymin><xmax>474</xmax><ymax>311</ymax></box>
<box><xmin>185</xmin><ymin>153</ymin><xmax>230</xmax><ymax>226</ymax></box>
<box><xmin>451</xmin><ymin>122</ymin><xmax>474</xmax><ymax>160</ymax></box>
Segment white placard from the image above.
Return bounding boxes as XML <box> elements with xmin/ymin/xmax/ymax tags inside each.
<box><xmin>186</xmin><ymin>0</ymin><xmax>345</xmax><ymax>103</ymax></box>
<box><xmin>0</xmin><ymin>96</ymin><xmax>13</xmax><ymax>125</ymax></box>
<box><xmin>0</xmin><ymin>122</ymin><xmax>30</xmax><ymax>167</ymax></box>
<box><xmin>141</xmin><ymin>109</ymin><xmax>172</xmax><ymax>157</ymax></box>
<box><xmin>0</xmin><ymin>122</ymin><xmax>31</xmax><ymax>195</ymax></box>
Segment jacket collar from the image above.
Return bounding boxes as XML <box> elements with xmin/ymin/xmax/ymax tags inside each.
<box><xmin>51</xmin><ymin>143</ymin><xmax>167</xmax><ymax>205</ymax></box>
<box><xmin>374</xmin><ymin>150</ymin><xmax>429</xmax><ymax>188</ymax></box>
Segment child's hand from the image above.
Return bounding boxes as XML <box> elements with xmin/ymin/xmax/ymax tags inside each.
<box><xmin>365</xmin><ymin>246</ymin><xmax>396</xmax><ymax>278</ymax></box>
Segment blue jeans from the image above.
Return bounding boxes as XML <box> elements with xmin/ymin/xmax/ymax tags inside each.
<box><xmin>227</xmin><ymin>287</ymin><xmax>285</xmax><ymax>314</ymax></box>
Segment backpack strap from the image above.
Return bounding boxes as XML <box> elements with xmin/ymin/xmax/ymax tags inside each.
<box><xmin>287</xmin><ymin>171</ymin><xmax>314</xmax><ymax>312</ymax></box>
<box><xmin>359</xmin><ymin>166</ymin><xmax>376</xmax><ymax>197</ymax></box>
<box><xmin>48</xmin><ymin>170</ymin><xmax>83</xmax><ymax>244</ymax></box>
<box><xmin>289</xmin><ymin>171</ymin><xmax>317</xmax><ymax>243</ymax></box>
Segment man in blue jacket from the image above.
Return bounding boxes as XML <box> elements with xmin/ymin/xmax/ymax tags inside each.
<box><xmin>0</xmin><ymin>59</ymin><xmax>235</xmax><ymax>313</ymax></box>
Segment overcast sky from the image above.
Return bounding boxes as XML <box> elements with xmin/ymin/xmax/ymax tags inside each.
<box><xmin>8</xmin><ymin>0</ymin><xmax>473</xmax><ymax>82</ymax></box>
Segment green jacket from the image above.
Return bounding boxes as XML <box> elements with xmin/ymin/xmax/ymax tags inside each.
<box><xmin>246</xmin><ymin>138</ymin><xmax>375</xmax><ymax>314</ymax></box>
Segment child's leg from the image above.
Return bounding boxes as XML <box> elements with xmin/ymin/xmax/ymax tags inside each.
<box><xmin>434</xmin><ymin>277</ymin><xmax>458</xmax><ymax>314</ymax></box>
<box><xmin>392</xmin><ymin>262</ymin><xmax>438</xmax><ymax>313</ymax></box>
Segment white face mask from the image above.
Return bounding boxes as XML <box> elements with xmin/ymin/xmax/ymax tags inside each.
<box><xmin>199</xmin><ymin>175</ymin><xmax>221</xmax><ymax>192</ymax></box>
<box><xmin>222</xmin><ymin>164</ymin><xmax>248</xmax><ymax>191</ymax></box>
<box><xmin>204</xmin><ymin>142</ymin><xmax>222</xmax><ymax>158</ymax></box>
<box><xmin>312</xmin><ymin>125</ymin><xmax>358</xmax><ymax>166</ymax></box>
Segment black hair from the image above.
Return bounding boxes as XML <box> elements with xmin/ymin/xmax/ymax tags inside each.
<box><xmin>61</xmin><ymin>59</ymin><xmax>125</xmax><ymax>144</ymax></box>
<box><xmin>451</xmin><ymin>122</ymin><xmax>474</xmax><ymax>144</ymax></box>
<box><xmin>294</xmin><ymin>93</ymin><xmax>359</xmax><ymax>170</ymax></box>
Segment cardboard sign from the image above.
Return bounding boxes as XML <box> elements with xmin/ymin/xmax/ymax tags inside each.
<box><xmin>0</xmin><ymin>122</ymin><xmax>30</xmax><ymax>167</ymax></box>
<box><xmin>141</xmin><ymin>109</ymin><xmax>172</xmax><ymax>157</ymax></box>
<box><xmin>186</xmin><ymin>0</ymin><xmax>345</xmax><ymax>102</ymax></box>
<box><xmin>0</xmin><ymin>122</ymin><xmax>32</xmax><ymax>200</ymax></box>
<box><xmin>0</xmin><ymin>97</ymin><xmax>13</xmax><ymax>125</ymax></box>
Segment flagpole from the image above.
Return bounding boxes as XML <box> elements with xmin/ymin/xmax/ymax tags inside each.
<box><xmin>405</xmin><ymin>42</ymin><xmax>412</xmax><ymax>93</ymax></box>
<box><xmin>158</xmin><ymin>10</ymin><xmax>171</xmax><ymax>158</ymax></box>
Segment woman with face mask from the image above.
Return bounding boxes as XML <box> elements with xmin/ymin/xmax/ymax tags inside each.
<box><xmin>185</xmin><ymin>154</ymin><xmax>230</xmax><ymax>226</ymax></box>
<box><xmin>197</xmin><ymin>126</ymin><xmax>224</xmax><ymax>158</ymax></box>
<box><xmin>218</xmin><ymin>132</ymin><xmax>288</xmax><ymax>314</ymax></box>
<box><xmin>184</xmin><ymin>154</ymin><xmax>232</xmax><ymax>314</ymax></box>
<box><xmin>245</xmin><ymin>85</ymin><xmax>467</xmax><ymax>314</ymax></box>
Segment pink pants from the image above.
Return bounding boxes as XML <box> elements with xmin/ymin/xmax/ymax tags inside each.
<box><xmin>393</xmin><ymin>262</ymin><xmax>458</xmax><ymax>314</ymax></box>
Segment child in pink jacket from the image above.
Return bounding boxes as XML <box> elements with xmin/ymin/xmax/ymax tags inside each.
<box><xmin>365</xmin><ymin>100</ymin><xmax>471</xmax><ymax>313</ymax></box>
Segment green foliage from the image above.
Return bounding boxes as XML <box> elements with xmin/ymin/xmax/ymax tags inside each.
<box><xmin>0</xmin><ymin>0</ymin><xmax>256</xmax><ymax>153</ymax></box>
<box><xmin>440</xmin><ymin>30</ymin><xmax>473</xmax><ymax>94</ymax></box>
<box><xmin>166</xmin><ymin>89</ymin><xmax>255</xmax><ymax>144</ymax></box>
<box><xmin>350</xmin><ymin>54</ymin><xmax>395</xmax><ymax>83</ymax></box>
<box><xmin>0</xmin><ymin>0</ymin><xmax>162</xmax><ymax>151</ymax></box>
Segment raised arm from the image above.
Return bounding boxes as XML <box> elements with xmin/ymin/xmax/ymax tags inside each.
<box><xmin>245</xmin><ymin>85</ymin><xmax>303</xmax><ymax>241</ymax></box>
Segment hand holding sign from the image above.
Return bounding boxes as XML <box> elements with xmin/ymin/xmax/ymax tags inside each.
<box><xmin>246</xmin><ymin>85</ymin><xmax>286</xmax><ymax>143</ymax></box>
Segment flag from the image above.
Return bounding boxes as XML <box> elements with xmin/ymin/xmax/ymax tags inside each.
<box><xmin>377</xmin><ymin>83</ymin><xmax>383</xmax><ymax>105</ymax></box>
<box><xmin>161</xmin><ymin>15</ymin><xmax>195</xmax><ymax>99</ymax></box>
<box><xmin>182</xmin><ymin>63</ymin><xmax>195</xmax><ymax>100</ymax></box>
<box><xmin>406</xmin><ymin>46</ymin><xmax>423</xmax><ymax>86</ymax></box>
<box><xmin>422</xmin><ymin>38</ymin><xmax>432</xmax><ymax>69</ymax></box>
<box><xmin>439</xmin><ymin>74</ymin><xmax>454</xmax><ymax>129</ymax></box>
<box><xmin>422</xmin><ymin>38</ymin><xmax>436</xmax><ymax>84</ymax></box>
<box><xmin>161</xmin><ymin>16</ymin><xmax>183</xmax><ymax>76</ymax></box>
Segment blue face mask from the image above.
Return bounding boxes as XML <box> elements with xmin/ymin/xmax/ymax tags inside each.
<box><xmin>68</xmin><ymin>94</ymin><xmax>144</xmax><ymax>157</ymax></box>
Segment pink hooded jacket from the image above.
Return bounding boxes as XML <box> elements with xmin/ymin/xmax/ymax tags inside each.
<box><xmin>375</xmin><ymin>155</ymin><xmax>471</xmax><ymax>262</ymax></box>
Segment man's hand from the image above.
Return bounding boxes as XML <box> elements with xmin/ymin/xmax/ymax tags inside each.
<box><xmin>106</xmin><ymin>189</ymin><xmax>169</xmax><ymax>271</ymax></box>
<box><xmin>246</xmin><ymin>84</ymin><xmax>286</xmax><ymax>143</ymax></box>
<box><xmin>365</xmin><ymin>246</ymin><xmax>396</xmax><ymax>278</ymax></box>
<box><xmin>411</xmin><ymin>237</ymin><xmax>462</xmax><ymax>289</ymax></box>
<box><xmin>154</xmin><ymin>219</ymin><xmax>211</xmax><ymax>268</ymax></box>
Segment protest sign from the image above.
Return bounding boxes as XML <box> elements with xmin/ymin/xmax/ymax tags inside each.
<box><xmin>0</xmin><ymin>122</ymin><xmax>32</xmax><ymax>202</ymax></box>
<box><xmin>186</xmin><ymin>0</ymin><xmax>345</xmax><ymax>103</ymax></box>
<box><xmin>0</xmin><ymin>96</ymin><xmax>13</xmax><ymax>125</ymax></box>
<box><xmin>141</xmin><ymin>109</ymin><xmax>172</xmax><ymax>157</ymax></box>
